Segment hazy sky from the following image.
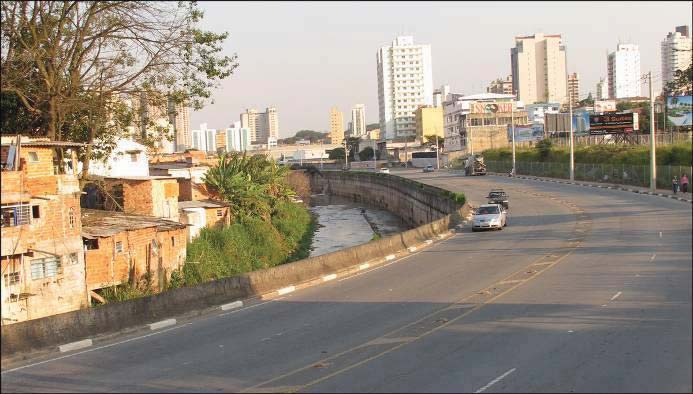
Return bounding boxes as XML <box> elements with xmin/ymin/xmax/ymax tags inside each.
<box><xmin>191</xmin><ymin>1</ymin><xmax>692</xmax><ymax>137</ymax></box>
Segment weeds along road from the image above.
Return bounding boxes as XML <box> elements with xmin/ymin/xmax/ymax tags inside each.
<box><xmin>2</xmin><ymin>169</ymin><xmax>691</xmax><ymax>393</ymax></box>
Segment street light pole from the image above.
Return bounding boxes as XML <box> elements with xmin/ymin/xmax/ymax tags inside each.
<box><xmin>649</xmin><ymin>71</ymin><xmax>656</xmax><ymax>192</ymax></box>
<box><xmin>506</xmin><ymin>98</ymin><xmax>515</xmax><ymax>175</ymax></box>
<box><xmin>435</xmin><ymin>142</ymin><xmax>440</xmax><ymax>170</ymax></box>
<box><xmin>320</xmin><ymin>140</ymin><xmax>323</xmax><ymax>169</ymax></box>
<box><xmin>569</xmin><ymin>86</ymin><xmax>574</xmax><ymax>181</ymax></box>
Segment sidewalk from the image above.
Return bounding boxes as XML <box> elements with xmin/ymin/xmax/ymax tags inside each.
<box><xmin>486</xmin><ymin>172</ymin><xmax>693</xmax><ymax>203</ymax></box>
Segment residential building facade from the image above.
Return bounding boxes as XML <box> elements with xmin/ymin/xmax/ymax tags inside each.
<box><xmin>1</xmin><ymin>139</ymin><xmax>88</xmax><ymax>324</ymax></box>
<box><xmin>511</xmin><ymin>33</ymin><xmax>567</xmax><ymax>104</ymax></box>
<box><xmin>351</xmin><ymin>104</ymin><xmax>366</xmax><ymax>138</ymax></box>
<box><xmin>169</xmin><ymin>101</ymin><xmax>191</xmax><ymax>152</ymax></box>
<box><xmin>329</xmin><ymin>106</ymin><xmax>344</xmax><ymax>143</ymax></box>
<box><xmin>376</xmin><ymin>35</ymin><xmax>434</xmax><ymax>140</ymax></box>
<box><xmin>82</xmin><ymin>209</ymin><xmax>187</xmax><ymax>294</ymax></box>
<box><xmin>415</xmin><ymin>105</ymin><xmax>444</xmax><ymax>141</ymax></box>
<box><xmin>225</xmin><ymin>121</ymin><xmax>251</xmax><ymax>152</ymax></box>
<box><xmin>240</xmin><ymin>107</ymin><xmax>279</xmax><ymax>145</ymax></box>
<box><xmin>608</xmin><ymin>43</ymin><xmax>641</xmax><ymax>99</ymax></box>
<box><xmin>661</xmin><ymin>26</ymin><xmax>692</xmax><ymax>91</ymax></box>
<box><xmin>487</xmin><ymin>75</ymin><xmax>514</xmax><ymax>95</ymax></box>
<box><xmin>596</xmin><ymin>77</ymin><xmax>609</xmax><ymax>100</ymax></box>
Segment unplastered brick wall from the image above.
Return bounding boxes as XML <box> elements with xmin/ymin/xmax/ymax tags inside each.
<box><xmin>85</xmin><ymin>226</ymin><xmax>187</xmax><ymax>292</ymax></box>
<box><xmin>177</xmin><ymin>178</ymin><xmax>212</xmax><ymax>202</ymax></box>
<box><xmin>204</xmin><ymin>206</ymin><xmax>229</xmax><ymax>229</ymax></box>
<box><xmin>21</xmin><ymin>147</ymin><xmax>55</xmax><ymax>178</ymax></box>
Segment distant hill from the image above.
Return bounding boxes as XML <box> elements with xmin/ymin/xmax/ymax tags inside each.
<box><xmin>278</xmin><ymin>129</ymin><xmax>329</xmax><ymax>145</ymax></box>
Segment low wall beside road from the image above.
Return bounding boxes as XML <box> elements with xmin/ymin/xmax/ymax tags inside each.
<box><xmin>1</xmin><ymin>171</ymin><xmax>469</xmax><ymax>357</ymax></box>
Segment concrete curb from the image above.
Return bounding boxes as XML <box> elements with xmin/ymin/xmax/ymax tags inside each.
<box><xmin>487</xmin><ymin>172</ymin><xmax>693</xmax><ymax>204</ymax></box>
<box><xmin>58</xmin><ymin>339</ymin><xmax>92</xmax><ymax>353</ymax></box>
<box><xmin>148</xmin><ymin>319</ymin><xmax>176</xmax><ymax>331</ymax></box>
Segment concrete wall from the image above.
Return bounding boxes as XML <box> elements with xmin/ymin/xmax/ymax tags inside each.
<box><xmin>1</xmin><ymin>171</ymin><xmax>469</xmax><ymax>357</ymax></box>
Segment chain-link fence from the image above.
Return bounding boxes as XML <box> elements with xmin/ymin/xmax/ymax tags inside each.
<box><xmin>486</xmin><ymin>160</ymin><xmax>693</xmax><ymax>190</ymax></box>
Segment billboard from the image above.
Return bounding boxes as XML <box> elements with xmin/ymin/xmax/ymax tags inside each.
<box><xmin>470</xmin><ymin>102</ymin><xmax>513</xmax><ymax>114</ymax></box>
<box><xmin>508</xmin><ymin>123</ymin><xmax>544</xmax><ymax>142</ymax></box>
<box><xmin>589</xmin><ymin>112</ymin><xmax>638</xmax><ymax>135</ymax></box>
<box><xmin>594</xmin><ymin>100</ymin><xmax>617</xmax><ymax>113</ymax></box>
<box><xmin>544</xmin><ymin>112</ymin><xmax>590</xmax><ymax>136</ymax></box>
<box><xmin>667</xmin><ymin>96</ymin><xmax>692</xmax><ymax>127</ymax></box>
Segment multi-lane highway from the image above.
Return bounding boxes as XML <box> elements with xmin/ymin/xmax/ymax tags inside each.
<box><xmin>2</xmin><ymin>170</ymin><xmax>691</xmax><ymax>393</ymax></box>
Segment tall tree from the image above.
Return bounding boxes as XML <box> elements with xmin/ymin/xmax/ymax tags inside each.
<box><xmin>1</xmin><ymin>1</ymin><xmax>238</xmax><ymax>173</ymax></box>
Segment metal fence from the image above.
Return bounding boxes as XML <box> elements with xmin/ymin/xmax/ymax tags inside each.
<box><xmin>485</xmin><ymin>160</ymin><xmax>693</xmax><ymax>190</ymax></box>
<box><xmin>512</xmin><ymin>132</ymin><xmax>692</xmax><ymax>148</ymax></box>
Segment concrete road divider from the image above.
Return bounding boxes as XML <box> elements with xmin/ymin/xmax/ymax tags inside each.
<box><xmin>220</xmin><ymin>301</ymin><xmax>244</xmax><ymax>311</ymax></box>
<box><xmin>149</xmin><ymin>319</ymin><xmax>176</xmax><ymax>331</ymax></box>
<box><xmin>58</xmin><ymin>339</ymin><xmax>92</xmax><ymax>353</ymax></box>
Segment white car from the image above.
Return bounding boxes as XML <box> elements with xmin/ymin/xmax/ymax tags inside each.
<box><xmin>380</xmin><ymin>168</ymin><xmax>390</xmax><ymax>174</ymax></box>
<box><xmin>472</xmin><ymin>204</ymin><xmax>507</xmax><ymax>231</ymax></box>
<box><xmin>423</xmin><ymin>165</ymin><xmax>435</xmax><ymax>173</ymax></box>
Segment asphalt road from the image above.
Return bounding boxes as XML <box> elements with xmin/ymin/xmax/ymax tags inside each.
<box><xmin>2</xmin><ymin>169</ymin><xmax>691</xmax><ymax>393</ymax></box>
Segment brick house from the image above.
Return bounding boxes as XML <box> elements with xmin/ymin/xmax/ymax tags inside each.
<box><xmin>1</xmin><ymin>138</ymin><xmax>88</xmax><ymax>325</ymax></box>
<box><xmin>81</xmin><ymin>209</ymin><xmax>187</xmax><ymax>297</ymax></box>
<box><xmin>101</xmin><ymin>176</ymin><xmax>180</xmax><ymax>222</ymax></box>
<box><xmin>178</xmin><ymin>200</ymin><xmax>231</xmax><ymax>241</ymax></box>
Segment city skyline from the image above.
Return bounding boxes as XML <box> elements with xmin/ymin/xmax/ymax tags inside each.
<box><xmin>189</xmin><ymin>1</ymin><xmax>692</xmax><ymax>137</ymax></box>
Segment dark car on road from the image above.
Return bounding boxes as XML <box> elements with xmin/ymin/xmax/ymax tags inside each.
<box><xmin>487</xmin><ymin>189</ymin><xmax>509</xmax><ymax>210</ymax></box>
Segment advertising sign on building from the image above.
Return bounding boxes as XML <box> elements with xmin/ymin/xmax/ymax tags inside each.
<box><xmin>508</xmin><ymin>123</ymin><xmax>544</xmax><ymax>142</ymax></box>
<box><xmin>594</xmin><ymin>100</ymin><xmax>617</xmax><ymax>113</ymax></box>
<box><xmin>470</xmin><ymin>102</ymin><xmax>513</xmax><ymax>114</ymax></box>
<box><xmin>544</xmin><ymin>112</ymin><xmax>590</xmax><ymax>136</ymax></box>
<box><xmin>589</xmin><ymin>112</ymin><xmax>638</xmax><ymax>135</ymax></box>
<box><xmin>666</xmin><ymin>96</ymin><xmax>692</xmax><ymax>127</ymax></box>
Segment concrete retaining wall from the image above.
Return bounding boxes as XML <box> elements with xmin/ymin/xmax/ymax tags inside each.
<box><xmin>1</xmin><ymin>171</ymin><xmax>469</xmax><ymax>357</ymax></box>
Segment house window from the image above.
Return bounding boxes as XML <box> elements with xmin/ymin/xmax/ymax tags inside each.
<box><xmin>171</xmin><ymin>236</ymin><xmax>175</xmax><ymax>247</ymax></box>
<box><xmin>30</xmin><ymin>257</ymin><xmax>62</xmax><ymax>280</ymax></box>
<box><xmin>1</xmin><ymin>204</ymin><xmax>31</xmax><ymax>227</ymax></box>
<box><xmin>115</xmin><ymin>241</ymin><xmax>123</xmax><ymax>253</ymax></box>
<box><xmin>68</xmin><ymin>207</ymin><xmax>75</xmax><ymax>228</ymax></box>
<box><xmin>216</xmin><ymin>209</ymin><xmax>223</xmax><ymax>217</ymax></box>
<box><xmin>4</xmin><ymin>271</ymin><xmax>20</xmax><ymax>286</ymax></box>
<box><xmin>65</xmin><ymin>253</ymin><xmax>79</xmax><ymax>266</ymax></box>
<box><xmin>32</xmin><ymin>205</ymin><xmax>40</xmax><ymax>219</ymax></box>
<box><xmin>130</xmin><ymin>153</ymin><xmax>138</xmax><ymax>162</ymax></box>
<box><xmin>28</xmin><ymin>152</ymin><xmax>39</xmax><ymax>162</ymax></box>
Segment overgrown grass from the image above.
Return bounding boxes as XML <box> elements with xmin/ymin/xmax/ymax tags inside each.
<box><xmin>483</xmin><ymin>142</ymin><xmax>692</xmax><ymax>166</ymax></box>
<box><xmin>175</xmin><ymin>201</ymin><xmax>315</xmax><ymax>287</ymax></box>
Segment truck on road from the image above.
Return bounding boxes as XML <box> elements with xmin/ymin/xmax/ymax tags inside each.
<box><xmin>464</xmin><ymin>154</ymin><xmax>487</xmax><ymax>176</ymax></box>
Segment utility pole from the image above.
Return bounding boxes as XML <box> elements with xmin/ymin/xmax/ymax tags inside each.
<box><xmin>511</xmin><ymin>99</ymin><xmax>516</xmax><ymax>176</ymax></box>
<box><xmin>319</xmin><ymin>140</ymin><xmax>323</xmax><ymax>169</ymax></box>
<box><xmin>343</xmin><ymin>138</ymin><xmax>349</xmax><ymax>169</ymax></box>
<box><xmin>649</xmin><ymin>71</ymin><xmax>656</xmax><ymax>192</ymax></box>
<box><xmin>435</xmin><ymin>140</ymin><xmax>440</xmax><ymax>170</ymax></box>
<box><xmin>373</xmin><ymin>140</ymin><xmax>377</xmax><ymax>171</ymax></box>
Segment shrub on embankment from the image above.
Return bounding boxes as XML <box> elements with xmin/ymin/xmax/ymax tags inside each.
<box><xmin>179</xmin><ymin>200</ymin><xmax>314</xmax><ymax>287</ymax></box>
<box><xmin>483</xmin><ymin>142</ymin><xmax>692</xmax><ymax>166</ymax></box>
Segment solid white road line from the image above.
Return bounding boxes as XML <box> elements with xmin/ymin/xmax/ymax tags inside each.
<box><xmin>277</xmin><ymin>286</ymin><xmax>295</xmax><ymax>296</ymax></box>
<box><xmin>475</xmin><ymin>368</ymin><xmax>517</xmax><ymax>393</ymax></box>
<box><xmin>58</xmin><ymin>339</ymin><xmax>92</xmax><ymax>353</ymax></box>
<box><xmin>322</xmin><ymin>274</ymin><xmax>337</xmax><ymax>282</ymax></box>
<box><xmin>149</xmin><ymin>319</ymin><xmax>176</xmax><ymax>331</ymax></box>
<box><xmin>2</xmin><ymin>324</ymin><xmax>191</xmax><ymax>375</ymax></box>
<box><xmin>610</xmin><ymin>291</ymin><xmax>622</xmax><ymax>301</ymax></box>
<box><xmin>220</xmin><ymin>301</ymin><xmax>244</xmax><ymax>311</ymax></box>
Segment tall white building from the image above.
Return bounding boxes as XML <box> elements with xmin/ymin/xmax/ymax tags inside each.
<box><xmin>510</xmin><ymin>33</ymin><xmax>567</xmax><ymax>104</ymax></box>
<box><xmin>607</xmin><ymin>43</ymin><xmax>641</xmax><ymax>99</ymax></box>
<box><xmin>661</xmin><ymin>26</ymin><xmax>692</xmax><ymax>91</ymax></box>
<box><xmin>596</xmin><ymin>77</ymin><xmax>609</xmax><ymax>100</ymax></box>
<box><xmin>433</xmin><ymin>85</ymin><xmax>451</xmax><ymax>107</ymax></box>
<box><xmin>225</xmin><ymin>121</ymin><xmax>250</xmax><ymax>152</ymax></box>
<box><xmin>191</xmin><ymin>123</ymin><xmax>216</xmax><ymax>152</ymax></box>
<box><xmin>168</xmin><ymin>102</ymin><xmax>191</xmax><ymax>151</ymax></box>
<box><xmin>240</xmin><ymin>107</ymin><xmax>279</xmax><ymax>145</ymax></box>
<box><xmin>376</xmin><ymin>35</ymin><xmax>433</xmax><ymax>140</ymax></box>
<box><xmin>351</xmin><ymin>104</ymin><xmax>366</xmax><ymax>137</ymax></box>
